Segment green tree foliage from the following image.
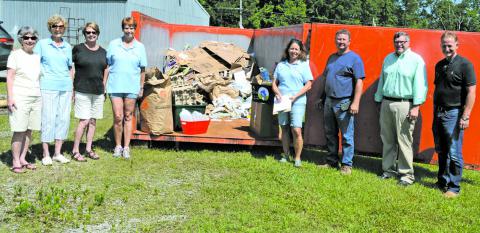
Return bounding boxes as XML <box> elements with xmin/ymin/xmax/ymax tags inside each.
<box><xmin>430</xmin><ymin>0</ymin><xmax>480</xmax><ymax>31</ymax></box>
<box><xmin>199</xmin><ymin>0</ymin><xmax>480</xmax><ymax>32</ymax></box>
<box><xmin>249</xmin><ymin>0</ymin><xmax>307</xmax><ymax>28</ymax></box>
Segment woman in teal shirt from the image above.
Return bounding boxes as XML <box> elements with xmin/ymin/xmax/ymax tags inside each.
<box><xmin>105</xmin><ymin>17</ymin><xmax>147</xmax><ymax>159</ymax></box>
<box><xmin>34</xmin><ymin>15</ymin><xmax>73</xmax><ymax>166</ymax></box>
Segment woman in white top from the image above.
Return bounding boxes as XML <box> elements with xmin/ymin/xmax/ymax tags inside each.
<box><xmin>6</xmin><ymin>26</ymin><xmax>41</xmax><ymax>173</ymax></box>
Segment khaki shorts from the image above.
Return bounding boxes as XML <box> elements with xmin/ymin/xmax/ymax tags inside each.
<box><xmin>74</xmin><ymin>91</ymin><xmax>104</xmax><ymax>119</ymax></box>
<box><xmin>9</xmin><ymin>95</ymin><xmax>41</xmax><ymax>132</ymax></box>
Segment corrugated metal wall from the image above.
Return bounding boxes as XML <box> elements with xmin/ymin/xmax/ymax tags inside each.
<box><xmin>1</xmin><ymin>0</ymin><xmax>126</xmax><ymax>47</ymax></box>
<box><xmin>127</xmin><ymin>0</ymin><xmax>209</xmax><ymax>26</ymax></box>
<box><xmin>1</xmin><ymin>0</ymin><xmax>209</xmax><ymax>47</ymax></box>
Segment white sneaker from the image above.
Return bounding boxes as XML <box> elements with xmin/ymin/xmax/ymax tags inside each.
<box><xmin>42</xmin><ymin>156</ymin><xmax>53</xmax><ymax>166</ymax></box>
<box><xmin>113</xmin><ymin>146</ymin><xmax>123</xmax><ymax>158</ymax></box>
<box><xmin>294</xmin><ymin>160</ymin><xmax>302</xmax><ymax>167</ymax></box>
<box><xmin>52</xmin><ymin>154</ymin><xmax>70</xmax><ymax>164</ymax></box>
<box><xmin>122</xmin><ymin>147</ymin><xmax>130</xmax><ymax>159</ymax></box>
<box><xmin>279</xmin><ymin>154</ymin><xmax>289</xmax><ymax>163</ymax></box>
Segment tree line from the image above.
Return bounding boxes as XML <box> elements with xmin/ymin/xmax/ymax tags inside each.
<box><xmin>197</xmin><ymin>0</ymin><xmax>480</xmax><ymax>32</ymax></box>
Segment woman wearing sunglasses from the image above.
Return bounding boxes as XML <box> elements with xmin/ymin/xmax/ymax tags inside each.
<box><xmin>71</xmin><ymin>22</ymin><xmax>108</xmax><ymax>161</ymax></box>
<box><xmin>105</xmin><ymin>17</ymin><xmax>147</xmax><ymax>159</ymax></box>
<box><xmin>6</xmin><ymin>26</ymin><xmax>41</xmax><ymax>173</ymax></box>
<box><xmin>34</xmin><ymin>15</ymin><xmax>73</xmax><ymax>166</ymax></box>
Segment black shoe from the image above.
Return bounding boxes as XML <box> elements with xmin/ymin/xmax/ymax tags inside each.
<box><xmin>435</xmin><ymin>181</ymin><xmax>448</xmax><ymax>192</ymax></box>
<box><xmin>398</xmin><ymin>180</ymin><xmax>413</xmax><ymax>186</ymax></box>
<box><xmin>379</xmin><ymin>174</ymin><xmax>392</xmax><ymax>180</ymax></box>
<box><xmin>318</xmin><ymin>163</ymin><xmax>339</xmax><ymax>170</ymax></box>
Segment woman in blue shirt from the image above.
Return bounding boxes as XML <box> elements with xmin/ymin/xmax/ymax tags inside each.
<box><xmin>105</xmin><ymin>17</ymin><xmax>147</xmax><ymax>159</ymax></box>
<box><xmin>272</xmin><ymin>39</ymin><xmax>313</xmax><ymax>167</ymax></box>
<box><xmin>34</xmin><ymin>15</ymin><xmax>73</xmax><ymax>166</ymax></box>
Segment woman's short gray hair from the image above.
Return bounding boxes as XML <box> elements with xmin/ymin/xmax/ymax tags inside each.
<box><xmin>17</xmin><ymin>26</ymin><xmax>39</xmax><ymax>43</ymax></box>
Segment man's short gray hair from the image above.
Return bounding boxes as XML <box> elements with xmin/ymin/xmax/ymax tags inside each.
<box><xmin>393</xmin><ymin>31</ymin><xmax>410</xmax><ymax>42</ymax></box>
<box><xmin>17</xmin><ymin>26</ymin><xmax>39</xmax><ymax>43</ymax></box>
<box><xmin>335</xmin><ymin>29</ymin><xmax>351</xmax><ymax>40</ymax></box>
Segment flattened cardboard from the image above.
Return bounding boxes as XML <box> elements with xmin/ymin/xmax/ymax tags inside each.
<box><xmin>185</xmin><ymin>48</ymin><xmax>227</xmax><ymax>73</ymax></box>
<box><xmin>200</xmin><ymin>41</ymin><xmax>250</xmax><ymax>68</ymax></box>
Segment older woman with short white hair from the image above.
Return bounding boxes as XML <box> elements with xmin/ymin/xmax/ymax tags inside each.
<box><xmin>6</xmin><ymin>26</ymin><xmax>41</xmax><ymax>173</ymax></box>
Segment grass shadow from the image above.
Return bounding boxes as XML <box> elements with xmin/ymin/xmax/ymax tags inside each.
<box><xmin>0</xmin><ymin>141</ymin><xmax>45</xmax><ymax>167</ymax></box>
<box><xmin>302</xmin><ymin>147</ymin><xmax>446</xmax><ymax>189</ymax></box>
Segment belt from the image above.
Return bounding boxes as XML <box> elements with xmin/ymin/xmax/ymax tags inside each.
<box><xmin>328</xmin><ymin>96</ymin><xmax>351</xmax><ymax>100</ymax></box>
<box><xmin>435</xmin><ymin>105</ymin><xmax>461</xmax><ymax>112</ymax></box>
<box><xmin>384</xmin><ymin>96</ymin><xmax>413</xmax><ymax>102</ymax></box>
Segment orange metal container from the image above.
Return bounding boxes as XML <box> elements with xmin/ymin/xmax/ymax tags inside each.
<box><xmin>305</xmin><ymin>23</ymin><xmax>480</xmax><ymax>169</ymax></box>
<box><xmin>131</xmin><ymin>11</ymin><xmax>480</xmax><ymax>169</ymax></box>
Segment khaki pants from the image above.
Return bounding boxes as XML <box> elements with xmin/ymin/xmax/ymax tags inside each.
<box><xmin>380</xmin><ymin>100</ymin><xmax>416</xmax><ymax>183</ymax></box>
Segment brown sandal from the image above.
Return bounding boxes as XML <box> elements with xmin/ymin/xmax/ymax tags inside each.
<box><xmin>72</xmin><ymin>152</ymin><xmax>87</xmax><ymax>162</ymax></box>
<box><xmin>21</xmin><ymin>163</ymin><xmax>36</xmax><ymax>170</ymax></box>
<box><xmin>11</xmin><ymin>166</ymin><xmax>25</xmax><ymax>173</ymax></box>
<box><xmin>86</xmin><ymin>150</ymin><xmax>100</xmax><ymax>160</ymax></box>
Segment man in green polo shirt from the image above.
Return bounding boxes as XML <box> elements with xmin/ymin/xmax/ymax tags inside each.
<box><xmin>374</xmin><ymin>31</ymin><xmax>428</xmax><ymax>186</ymax></box>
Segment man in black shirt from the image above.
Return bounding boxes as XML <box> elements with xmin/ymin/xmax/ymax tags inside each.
<box><xmin>433</xmin><ymin>31</ymin><xmax>476</xmax><ymax>198</ymax></box>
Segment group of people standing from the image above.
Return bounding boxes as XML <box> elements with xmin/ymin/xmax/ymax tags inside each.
<box><xmin>272</xmin><ymin>30</ymin><xmax>476</xmax><ymax>198</ymax></box>
<box><xmin>7</xmin><ymin>15</ymin><xmax>147</xmax><ymax>173</ymax></box>
<box><xmin>7</xmin><ymin>15</ymin><xmax>475</xmax><ymax>198</ymax></box>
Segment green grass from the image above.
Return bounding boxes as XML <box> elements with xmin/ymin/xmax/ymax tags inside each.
<box><xmin>0</xmin><ymin>81</ymin><xmax>479</xmax><ymax>232</ymax></box>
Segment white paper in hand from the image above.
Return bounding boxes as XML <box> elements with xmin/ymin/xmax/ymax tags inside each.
<box><xmin>273</xmin><ymin>95</ymin><xmax>292</xmax><ymax>115</ymax></box>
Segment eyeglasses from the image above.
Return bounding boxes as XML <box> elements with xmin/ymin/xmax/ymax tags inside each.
<box><xmin>394</xmin><ymin>40</ymin><xmax>408</xmax><ymax>44</ymax></box>
<box><xmin>85</xmin><ymin>31</ymin><xmax>97</xmax><ymax>35</ymax></box>
<box><xmin>22</xmin><ymin>36</ymin><xmax>37</xmax><ymax>41</ymax></box>
<box><xmin>51</xmin><ymin>24</ymin><xmax>65</xmax><ymax>29</ymax></box>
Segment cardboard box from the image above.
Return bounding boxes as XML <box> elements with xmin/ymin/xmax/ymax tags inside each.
<box><xmin>249</xmin><ymin>101</ymin><xmax>278</xmax><ymax>138</ymax></box>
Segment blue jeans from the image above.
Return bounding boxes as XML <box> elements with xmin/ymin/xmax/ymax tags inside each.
<box><xmin>109</xmin><ymin>93</ymin><xmax>138</xmax><ymax>99</ymax></box>
<box><xmin>432</xmin><ymin>107</ymin><xmax>464</xmax><ymax>193</ymax></box>
<box><xmin>323</xmin><ymin>97</ymin><xmax>355</xmax><ymax>167</ymax></box>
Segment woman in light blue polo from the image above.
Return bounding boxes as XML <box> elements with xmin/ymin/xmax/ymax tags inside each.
<box><xmin>34</xmin><ymin>15</ymin><xmax>73</xmax><ymax>166</ymax></box>
<box><xmin>106</xmin><ymin>17</ymin><xmax>147</xmax><ymax>159</ymax></box>
<box><xmin>272</xmin><ymin>39</ymin><xmax>313</xmax><ymax>167</ymax></box>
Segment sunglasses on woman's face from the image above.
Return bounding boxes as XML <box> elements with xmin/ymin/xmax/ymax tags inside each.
<box><xmin>22</xmin><ymin>36</ymin><xmax>37</xmax><ymax>41</ymax></box>
<box><xmin>51</xmin><ymin>24</ymin><xmax>65</xmax><ymax>29</ymax></box>
<box><xmin>85</xmin><ymin>31</ymin><xmax>97</xmax><ymax>35</ymax></box>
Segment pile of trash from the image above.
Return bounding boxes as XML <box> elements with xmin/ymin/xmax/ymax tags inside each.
<box><xmin>163</xmin><ymin>41</ymin><xmax>260</xmax><ymax>119</ymax></box>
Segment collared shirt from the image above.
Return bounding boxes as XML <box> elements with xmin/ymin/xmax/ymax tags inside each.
<box><xmin>34</xmin><ymin>37</ymin><xmax>73</xmax><ymax>91</ymax></box>
<box><xmin>273</xmin><ymin>60</ymin><xmax>313</xmax><ymax>105</ymax></box>
<box><xmin>434</xmin><ymin>55</ymin><xmax>476</xmax><ymax>107</ymax></box>
<box><xmin>323</xmin><ymin>51</ymin><xmax>365</xmax><ymax>98</ymax></box>
<box><xmin>106</xmin><ymin>38</ymin><xmax>147</xmax><ymax>94</ymax></box>
<box><xmin>374</xmin><ymin>49</ymin><xmax>428</xmax><ymax>105</ymax></box>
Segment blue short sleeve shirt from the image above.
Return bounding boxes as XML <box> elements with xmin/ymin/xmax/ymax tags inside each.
<box><xmin>323</xmin><ymin>51</ymin><xmax>365</xmax><ymax>98</ymax></box>
<box><xmin>34</xmin><ymin>38</ymin><xmax>73</xmax><ymax>91</ymax></box>
<box><xmin>106</xmin><ymin>38</ymin><xmax>148</xmax><ymax>94</ymax></box>
<box><xmin>273</xmin><ymin>60</ymin><xmax>314</xmax><ymax>105</ymax></box>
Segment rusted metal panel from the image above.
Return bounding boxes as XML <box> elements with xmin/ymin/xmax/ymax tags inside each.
<box><xmin>132</xmin><ymin>119</ymin><xmax>281</xmax><ymax>146</ymax></box>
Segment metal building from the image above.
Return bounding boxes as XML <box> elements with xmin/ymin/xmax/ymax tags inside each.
<box><xmin>0</xmin><ymin>0</ymin><xmax>209</xmax><ymax>47</ymax></box>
